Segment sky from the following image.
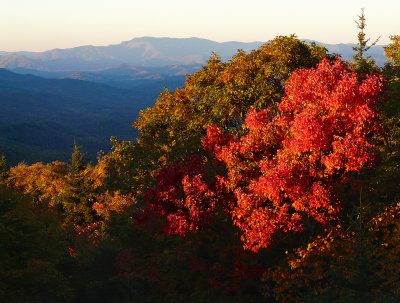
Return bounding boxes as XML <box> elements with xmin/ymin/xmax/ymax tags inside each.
<box><xmin>1</xmin><ymin>0</ymin><xmax>399</xmax><ymax>52</ymax></box>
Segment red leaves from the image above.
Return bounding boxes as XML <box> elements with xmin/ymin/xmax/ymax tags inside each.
<box><xmin>144</xmin><ymin>58</ymin><xmax>384</xmax><ymax>252</ymax></box>
<box><xmin>144</xmin><ymin>156</ymin><xmax>218</xmax><ymax>235</ymax></box>
<box><xmin>204</xmin><ymin>58</ymin><xmax>383</xmax><ymax>251</ymax></box>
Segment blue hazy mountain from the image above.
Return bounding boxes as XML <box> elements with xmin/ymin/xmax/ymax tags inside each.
<box><xmin>0</xmin><ymin>37</ymin><xmax>387</xmax><ymax>74</ymax></box>
<box><xmin>304</xmin><ymin>40</ymin><xmax>386</xmax><ymax>66</ymax></box>
<box><xmin>61</xmin><ymin>63</ymin><xmax>201</xmax><ymax>89</ymax></box>
<box><xmin>0</xmin><ymin>37</ymin><xmax>263</xmax><ymax>71</ymax></box>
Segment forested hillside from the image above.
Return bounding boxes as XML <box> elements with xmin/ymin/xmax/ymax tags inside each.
<box><xmin>2</xmin><ymin>23</ymin><xmax>400</xmax><ymax>303</ymax></box>
<box><xmin>0</xmin><ymin>69</ymin><xmax>182</xmax><ymax>164</ymax></box>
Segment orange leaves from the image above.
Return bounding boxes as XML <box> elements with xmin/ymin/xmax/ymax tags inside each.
<box><xmin>369</xmin><ymin>202</ymin><xmax>400</xmax><ymax>284</ymax></box>
<box><xmin>8</xmin><ymin>161</ymin><xmax>69</xmax><ymax>205</ymax></box>
<box><xmin>204</xmin><ymin>58</ymin><xmax>383</xmax><ymax>252</ymax></box>
<box><xmin>86</xmin><ymin>158</ymin><xmax>108</xmax><ymax>190</ymax></box>
<box><xmin>92</xmin><ymin>191</ymin><xmax>136</xmax><ymax>220</ymax></box>
<box><xmin>263</xmin><ymin>202</ymin><xmax>400</xmax><ymax>302</ymax></box>
<box><xmin>263</xmin><ymin>226</ymin><xmax>353</xmax><ymax>302</ymax></box>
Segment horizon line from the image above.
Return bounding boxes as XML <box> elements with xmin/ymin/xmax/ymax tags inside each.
<box><xmin>0</xmin><ymin>36</ymin><xmax>387</xmax><ymax>53</ymax></box>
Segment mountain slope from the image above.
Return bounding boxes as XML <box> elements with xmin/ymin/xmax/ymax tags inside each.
<box><xmin>0</xmin><ymin>69</ymin><xmax>168</xmax><ymax>164</ymax></box>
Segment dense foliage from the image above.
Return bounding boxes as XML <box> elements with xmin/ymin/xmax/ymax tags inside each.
<box><xmin>203</xmin><ymin>58</ymin><xmax>382</xmax><ymax>251</ymax></box>
<box><xmin>3</xmin><ymin>28</ymin><xmax>400</xmax><ymax>302</ymax></box>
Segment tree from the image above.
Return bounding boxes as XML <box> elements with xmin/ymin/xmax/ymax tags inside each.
<box><xmin>8</xmin><ymin>161</ymin><xmax>69</xmax><ymax>207</ymax></box>
<box><xmin>152</xmin><ymin>58</ymin><xmax>383</xmax><ymax>252</ymax></box>
<box><xmin>0</xmin><ymin>153</ymin><xmax>9</xmax><ymax>183</ymax></box>
<box><xmin>384</xmin><ymin>35</ymin><xmax>400</xmax><ymax>66</ymax></box>
<box><xmin>70</xmin><ymin>141</ymin><xmax>86</xmax><ymax>176</ymax></box>
<box><xmin>8</xmin><ymin>159</ymin><xmax>100</xmax><ymax>227</ymax></box>
<box><xmin>352</xmin><ymin>8</ymin><xmax>379</xmax><ymax>74</ymax></box>
<box><xmin>54</xmin><ymin>142</ymin><xmax>101</xmax><ymax>226</ymax></box>
<box><xmin>263</xmin><ymin>201</ymin><xmax>400</xmax><ymax>303</ymax></box>
<box><xmin>94</xmin><ymin>37</ymin><xmax>332</xmax><ymax>301</ymax></box>
<box><xmin>105</xmin><ymin>36</ymin><xmax>329</xmax><ymax>194</ymax></box>
<box><xmin>0</xmin><ymin>186</ymin><xmax>72</xmax><ymax>302</ymax></box>
<box><xmin>365</xmin><ymin>34</ymin><xmax>400</xmax><ymax>208</ymax></box>
<box><xmin>91</xmin><ymin>37</ymin><xmax>386</xmax><ymax>301</ymax></box>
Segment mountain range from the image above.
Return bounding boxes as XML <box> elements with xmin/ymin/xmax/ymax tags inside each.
<box><xmin>0</xmin><ymin>37</ymin><xmax>262</xmax><ymax>72</ymax></box>
<box><xmin>0</xmin><ymin>37</ymin><xmax>387</xmax><ymax>76</ymax></box>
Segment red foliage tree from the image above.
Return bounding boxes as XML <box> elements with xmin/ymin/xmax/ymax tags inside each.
<box><xmin>203</xmin><ymin>58</ymin><xmax>383</xmax><ymax>251</ymax></box>
<box><xmin>144</xmin><ymin>58</ymin><xmax>383</xmax><ymax>252</ymax></box>
<box><xmin>143</xmin><ymin>156</ymin><xmax>221</xmax><ymax>235</ymax></box>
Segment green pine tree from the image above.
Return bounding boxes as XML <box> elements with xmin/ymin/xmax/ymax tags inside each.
<box><xmin>56</xmin><ymin>141</ymin><xmax>98</xmax><ymax>226</ymax></box>
<box><xmin>70</xmin><ymin>141</ymin><xmax>85</xmax><ymax>176</ymax></box>
<box><xmin>352</xmin><ymin>8</ymin><xmax>380</xmax><ymax>75</ymax></box>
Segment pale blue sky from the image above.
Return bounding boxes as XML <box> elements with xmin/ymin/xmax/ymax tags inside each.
<box><xmin>1</xmin><ymin>0</ymin><xmax>399</xmax><ymax>51</ymax></box>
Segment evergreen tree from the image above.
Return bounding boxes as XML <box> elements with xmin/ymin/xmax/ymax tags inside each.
<box><xmin>54</xmin><ymin>141</ymin><xmax>98</xmax><ymax>226</ymax></box>
<box><xmin>352</xmin><ymin>8</ymin><xmax>380</xmax><ymax>74</ymax></box>
<box><xmin>70</xmin><ymin>141</ymin><xmax>85</xmax><ymax>176</ymax></box>
<box><xmin>0</xmin><ymin>153</ymin><xmax>9</xmax><ymax>183</ymax></box>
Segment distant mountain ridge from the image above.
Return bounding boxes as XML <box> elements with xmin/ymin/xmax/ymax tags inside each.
<box><xmin>0</xmin><ymin>37</ymin><xmax>263</xmax><ymax>71</ymax></box>
<box><xmin>0</xmin><ymin>37</ymin><xmax>388</xmax><ymax>73</ymax></box>
<box><xmin>63</xmin><ymin>63</ymin><xmax>202</xmax><ymax>81</ymax></box>
<box><xmin>303</xmin><ymin>40</ymin><xmax>386</xmax><ymax>66</ymax></box>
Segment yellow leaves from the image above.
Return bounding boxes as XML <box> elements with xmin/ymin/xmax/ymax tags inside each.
<box><xmin>86</xmin><ymin>159</ymin><xmax>108</xmax><ymax>190</ymax></box>
<box><xmin>93</xmin><ymin>191</ymin><xmax>136</xmax><ymax>220</ymax></box>
<box><xmin>263</xmin><ymin>224</ymin><xmax>355</xmax><ymax>301</ymax></box>
<box><xmin>263</xmin><ymin>201</ymin><xmax>400</xmax><ymax>302</ymax></box>
<box><xmin>384</xmin><ymin>35</ymin><xmax>400</xmax><ymax>65</ymax></box>
<box><xmin>8</xmin><ymin>161</ymin><xmax>69</xmax><ymax>205</ymax></box>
